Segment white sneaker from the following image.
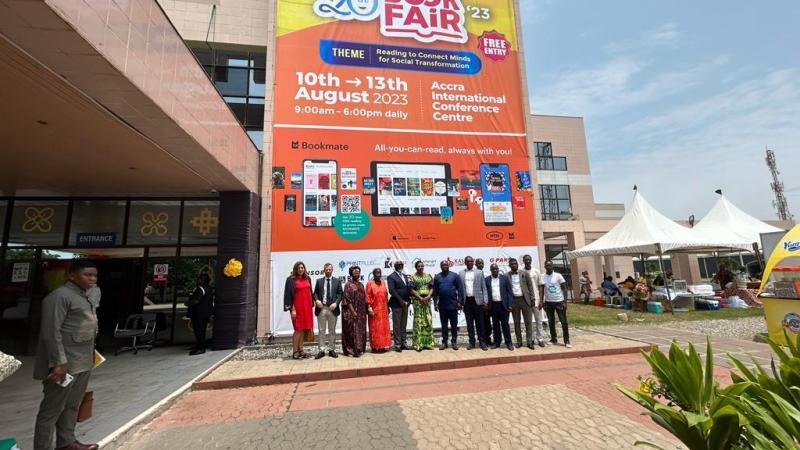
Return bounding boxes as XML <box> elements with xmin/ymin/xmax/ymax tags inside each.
<box><xmin>565</xmin><ymin>343</ymin><xmax>572</xmax><ymax>348</ymax></box>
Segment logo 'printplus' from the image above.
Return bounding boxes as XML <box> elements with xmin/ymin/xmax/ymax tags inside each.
<box><xmin>313</xmin><ymin>0</ymin><xmax>467</xmax><ymax>44</ymax></box>
<box><xmin>478</xmin><ymin>30</ymin><xmax>510</xmax><ymax>61</ymax></box>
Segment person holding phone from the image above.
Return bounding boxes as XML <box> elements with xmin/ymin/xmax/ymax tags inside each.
<box><xmin>539</xmin><ymin>260</ymin><xmax>571</xmax><ymax>348</ymax></box>
<box><xmin>33</xmin><ymin>260</ymin><xmax>100</xmax><ymax>450</ymax></box>
<box><xmin>283</xmin><ymin>262</ymin><xmax>314</xmax><ymax>360</ymax></box>
<box><xmin>409</xmin><ymin>261</ymin><xmax>435</xmax><ymax>351</ymax></box>
<box><xmin>341</xmin><ymin>266</ymin><xmax>367</xmax><ymax>357</ymax></box>
<box><xmin>365</xmin><ymin>268</ymin><xmax>392</xmax><ymax>353</ymax></box>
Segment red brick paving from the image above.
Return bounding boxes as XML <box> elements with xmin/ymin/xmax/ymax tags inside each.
<box><xmin>150</xmin><ymin>353</ymin><xmax>738</xmax><ymax>442</ymax></box>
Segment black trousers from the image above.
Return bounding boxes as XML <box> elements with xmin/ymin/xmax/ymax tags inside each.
<box><xmin>483</xmin><ymin>307</ymin><xmax>494</xmax><ymax>344</ymax></box>
<box><xmin>191</xmin><ymin>314</ymin><xmax>211</xmax><ymax>350</ymax></box>
<box><xmin>439</xmin><ymin>308</ymin><xmax>458</xmax><ymax>344</ymax></box>
<box><xmin>544</xmin><ymin>302</ymin><xmax>570</xmax><ymax>344</ymax></box>
<box><xmin>391</xmin><ymin>304</ymin><xmax>409</xmax><ymax>348</ymax></box>
<box><xmin>490</xmin><ymin>301</ymin><xmax>512</xmax><ymax>345</ymax></box>
<box><xmin>463</xmin><ymin>297</ymin><xmax>486</xmax><ymax>346</ymax></box>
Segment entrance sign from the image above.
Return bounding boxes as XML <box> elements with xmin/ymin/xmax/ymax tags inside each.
<box><xmin>270</xmin><ymin>0</ymin><xmax>537</xmax><ymax>335</ymax></box>
<box><xmin>153</xmin><ymin>264</ymin><xmax>169</xmax><ymax>282</ymax></box>
<box><xmin>11</xmin><ymin>263</ymin><xmax>30</xmax><ymax>283</ymax></box>
<box><xmin>76</xmin><ymin>232</ymin><xmax>117</xmax><ymax>247</ymax></box>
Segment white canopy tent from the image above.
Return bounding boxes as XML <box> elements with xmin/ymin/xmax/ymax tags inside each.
<box><xmin>566</xmin><ymin>190</ymin><xmax>709</xmax><ymax>259</ymax></box>
<box><xmin>691</xmin><ymin>193</ymin><xmax>784</xmax><ymax>251</ymax></box>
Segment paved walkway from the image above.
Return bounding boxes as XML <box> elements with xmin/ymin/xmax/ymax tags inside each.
<box><xmin>200</xmin><ymin>330</ymin><xmax>640</xmax><ymax>387</ymax></box>
<box><xmin>0</xmin><ymin>347</ymin><xmax>232</xmax><ymax>449</ymax></box>
<box><xmin>109</xmin><ymin>352</ymin><xmax>728</xmax><ymax>449</ymax></box>
<box><xmin>582</xmin><ymin>325</ymin><xmax>776</xmax><ymax>368</ymax></box>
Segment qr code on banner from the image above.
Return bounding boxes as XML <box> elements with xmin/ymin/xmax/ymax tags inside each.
<box><xmin>341</xmin><ymin>195</ymin><xmax>361</xmax><ymax>213</ymax></box>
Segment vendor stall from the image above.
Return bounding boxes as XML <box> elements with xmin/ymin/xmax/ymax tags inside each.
<box><xmin>758</xmin><ymin>224</ymin><xmax>800</xmax><ymax>345</ymax></box>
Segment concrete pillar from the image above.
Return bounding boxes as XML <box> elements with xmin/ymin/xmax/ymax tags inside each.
<box><xmin>213</xmin><ymin>191</ymin><xmax>260</xmax><ymax>349</ymax></box>
<box><xmin>671</xmin><ymin>254</ymin><xmax>703</xmax><ymax>284</ymax></box>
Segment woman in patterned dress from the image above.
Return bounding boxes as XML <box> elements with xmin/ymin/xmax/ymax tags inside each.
<box><xmin>409</xmin><ymin>260</ymin><xmax>435</xmax><ymax>351</ymax></box>
<box><xmin>341</xmin><ymin>266</ymin><xmax>367</xmax><ymax>357</ymax></box>
<box><xmin>366</xmin><ymin>268</ymin><xmax>392</xmax><ymax>352</ymax></box>
<box><xmin>283</xmin><ymin>261</ymin><xmax>313</xmax><ymax>359</ymax></box>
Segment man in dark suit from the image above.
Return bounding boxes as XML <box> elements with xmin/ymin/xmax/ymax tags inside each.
<box><xmin>386</xmin><ymin>260</ymin><xmax>411</xmax><ymax>352</ymax></box>
<box><xmin>313</xmin><ymin>263</ymin><xmax>343</xmax><ymax>359</ymax></box>
<box><xmin>433</xmin><ymin>260</ymin><xmax>464</xmax><ymax>350</ymax></box>
<box><xmin>485</xmin><ymin>263</ymin><xmax>514</xmax><ymax>350</ymax></box>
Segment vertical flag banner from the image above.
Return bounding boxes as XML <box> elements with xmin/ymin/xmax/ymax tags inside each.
<box><xmin>271</xmin><ymin>0</ymin><xmax>536</xmax><ymax>334</ymax></box>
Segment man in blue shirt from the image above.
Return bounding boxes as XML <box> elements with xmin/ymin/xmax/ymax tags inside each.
<box><xmin>601</xmin><ymin>276</ymin><xmax>622</xmax><ymax>296</ymax></box>
<box><xmin>433</xmin><ymin>260</ymin><xmax>464</xmax><ymax>350</ymax></box>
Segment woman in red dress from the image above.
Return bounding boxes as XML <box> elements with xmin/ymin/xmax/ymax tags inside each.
<box><xmin>283</xmin><ymin>261</ymin><xmax>313</xmax><ymax>359</ymax></box>
<box><xmin>366</xmin><ymin>268</ymin><xmax>392</xmax><ymax>352</ymax></box>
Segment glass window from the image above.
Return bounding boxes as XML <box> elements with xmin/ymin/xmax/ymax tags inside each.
<box><xmin>127</xmin><ymin>201</ymin><xmax>181</xmax><ymax>245</ymax></box>
<box><xmin>215</xmin><ymin>67</ymin><xmax>249</xmax><ymax>96</ymax></box>
<box><xmin>148</xmin><ymin>247</ymin><xmax>177</xmax><ymax>257</ymax></box>
<box><xmin>247</xmin><ymin>129</ymin><xmax>264</xmax><ymax>150</ymax></box>
<box><xmin>540</xmin><ymin>185</ymin><xmax>572</xmax><ymax>221</ymax></box>
<box><xmin>179</xmin><ymin>246</ymin><xmax>217</xmax><ymax>256</ymax></box>
<box><xmin>251</xmin><ymin>52</ymin><xmax>266</xmax><ymax>68</ymax></box>
<box><xmin>225</xmin><ymin>96</ymin><xmax>247</xmax><ymax>124</ymax></box>
<box><xmin>552</xmin><ymin>157</ymin><xmax>567</xmax><ymax>171</ymax></box>
<box><xmin>535</xmin><ymin>142</ymin><xmax>552</xmax><ymax>157</ymax></box>
<box><xmin>8</xmin><ymin>201</ymin><xmax>68</xmax><ymax>246</ymax></box>
<box><xmin>215</xmin><ymin>49</ymin><xmax>250</xmax><ymax>67</ymax></box>
<box><xmin>246</xmin><ymin>101</ymin><xmax>265</xmax><ymax>127</ymax></box>
<box><xmin>69</xmin><ymin>200</ymin><xmax>126</xmax><ymax>247</ymax></box>
<box><xmin>192</xmin><ymin>46</ymin><xmax>213</xmax><ymax>65</ymax></box>
<box><xmin>249</xmin><ymin>69</ymin><xmax>265</xmax><ymax>97</ymax></box>
<box><xmin>182</xmin><ymin>201</ymin><xmax>220</xmax><ymax>244</ymax></box>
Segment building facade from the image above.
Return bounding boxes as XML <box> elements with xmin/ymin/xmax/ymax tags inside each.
<box><xmin>3</xmin><ymin>0</ymin><xmax>711</xmax><ymax>352</ymax></box>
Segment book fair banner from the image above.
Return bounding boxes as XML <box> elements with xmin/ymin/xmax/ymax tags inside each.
<box><xmin>270</xmin><ymin>0</ymin><xmax>537</xmax><ymax>335</ymax></box>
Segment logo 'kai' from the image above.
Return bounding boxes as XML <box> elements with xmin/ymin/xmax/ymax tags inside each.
<box><xmin>313</xmin><ymin>0</ymin><xmax>468</xmax><ymax>44</ymax></box>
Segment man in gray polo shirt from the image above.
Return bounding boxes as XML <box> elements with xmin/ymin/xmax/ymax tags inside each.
<box><xmin>33</xmin><ymin>260</ymin><xmax>100</xmax><ymax>450</ymax></box>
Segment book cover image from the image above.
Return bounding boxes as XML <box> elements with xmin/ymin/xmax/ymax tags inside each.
<box><xmin>284</xmin><ymin>194</ymin><xmax>296</xmax><ymax>212</ymax></box>
<box><xmin>459</xmin><ymin>170</ymin><xmax>480</xmax><ymax>189</ymax></box>
<box><xmin>379</xmin><ymin>177</ymin><xmax>393</xmax><ymax>195</ymax></box>
<box><xmin>362</xmin><ymin>177</ymin><xmax>376</xmax><ymax>195</ymax></box>
<box><xmin>515</xmin><ymin>170</ymin><xmax>532</xmax><ymax>191</ymax></box>
<box><xmin>446</xmin><ymin>179</ymin><xmax>460</xmax><ymax>197</ymax></box>
<box><xmin>456</xmin><ymin>198</ymin><xmax>469</xmax><ymax>210</ymax></box>
<box><xmin>407</xmin><ymin>178</ymin><xmax>421</xmax><ymax>196</ymax></box>
<box><xmin>290</xmin><ymin>172</ymin><xmax>302</xmax><ymax>189</ymax></box>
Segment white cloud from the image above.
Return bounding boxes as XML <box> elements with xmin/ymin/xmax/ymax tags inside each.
<box><xmin>604</xmin><ymin>23</ymin><xmax>683</xmax><ymax>54</ymax></box>
<box><xmin>589</xmin><ymin>68</ymin><xmax>800</xmax><ymax>221</ymax></box>
<box><xmin>531</xmin><ymin>56</ymin><xmax>726</xmax><ymax>118</ymax></box>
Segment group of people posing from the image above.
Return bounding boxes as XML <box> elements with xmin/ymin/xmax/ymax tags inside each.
<box><xmin>283</xmin><ymin>255</ymin><xmax>572</xmax><ymax>360</ymax></box>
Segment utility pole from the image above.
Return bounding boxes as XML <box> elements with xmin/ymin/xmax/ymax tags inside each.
<box><xmin>766</xmin><ymin>147</ymin><xmax>793</xmax><ymax>221</ymax></box>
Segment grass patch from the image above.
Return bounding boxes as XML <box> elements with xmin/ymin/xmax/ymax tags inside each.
<box><xmin>567</xmin><ymin>303</ymin><xmax>765</xmax><ymax>327</ymax></box>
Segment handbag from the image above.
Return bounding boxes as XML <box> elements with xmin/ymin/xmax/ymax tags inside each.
<box><xmin>303</xmin><ymin>329</ymin><xmax>315</xmax><ymax>343</ymax></box>
<box><xmin>0</xmin><ymin>351</ymin><xmax>22</xmax><ymax>383</ymax></box>
<box><xmin>77</xmin><ymin>391</ymin><xmax>93</xmax><ymax>422</ymax></box>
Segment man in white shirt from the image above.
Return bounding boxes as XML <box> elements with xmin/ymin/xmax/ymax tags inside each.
<box><xmin>475</xmin><ymin>258</ymin><xmax>493</xmax><ymax>346</ymax></box>
<box><xmin>538</xmin><ymin>260</ymin><xmax>570</xmax><ymax>348</ymax></box>
<box><xmin>522</xmin><ymin>254</ymin><xmax>545</xmax><ymax>347</ymax></box>
<box><xmin>459</xmin><ymin>256</ymin><xmax>488</xmax><ymax>350</ymax></box>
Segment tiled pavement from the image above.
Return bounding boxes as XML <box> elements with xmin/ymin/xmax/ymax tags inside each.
<box><xmin>110</xmin><ymin>353</ymin><xmax>710</xmax><ymax>449</ymax></box>
<box><xmin>582</xmin><ymin>325</ymin><xmax>777</xmax><ymax>368</ymax></box>
<box><xmin>199</xmin><ymin>329</ymin><xmax>643</xmax><ymax>388</ymax></box>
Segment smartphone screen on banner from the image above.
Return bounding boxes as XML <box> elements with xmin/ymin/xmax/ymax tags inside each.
<box><xmin>480</xmin><ymin>163</ymin><xmax>514</xmax><ymax>226</ymax></box>
<box><xmin>302</xmin><ymin>160</ymin><xmax>338</xmax><ymax>227</ymax></box>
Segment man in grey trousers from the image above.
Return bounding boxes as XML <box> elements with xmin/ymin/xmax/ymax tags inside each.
<box><xmin>522</xmin><ymin>254</ymin><xmax>546</xmax><ymax>347</ymax></box>
<box><xmin>508</xmin><ymin>258</ymin><xmax>539</xmax><ymax>349</ymax></box>
<box><xmin>386</xmin><ymin>261</ymin><xmax>411</xmax><ymax>352</ymax></box>
<box><xmin>313</xmin><ymin>263</ymin><xmax>343</xmax><ymax>359</ymax></box>
<box><xmin>34</xmin><ymin>260</ymin><xmax>100</xmax><ymax>450</ymax></box>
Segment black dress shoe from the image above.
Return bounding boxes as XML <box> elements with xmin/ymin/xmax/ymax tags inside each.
<box><xmin>401</xmin><ymin>345</ymin><xmax>411</xmax><ymax>350</ymax></box>
<box><xmin>528</xmin><ymin>343</ymin><xmax>535</xmax><ymax>350</ymax></box>
<box><xmin>492</xmin><ymin>344</ymin><xmax>501</xmax><ymax>349</ymax></box>
<box><xmin>315</xmin><ymin>351</ymin><xmax>326</xmax><ymax>359</ymax></box>
<box><xmin>538</xmin><ymin>341</ymin><xmax>546</xmax><ymax>348</ymax></box>
<box><xmin>507</xmin><ymin>344</ymin><xmax>515</xmax><ymax>351</ymax></box>
<box><xmin>550</xmin><ymin>339</ymin><xmax>558</xmax><ymax>345</ymax></box>
<box><xmin>481</xmin><ymin>345</ymin><xmax>489</xmax><ymax>351</ymax></box>
<box><xmin>328</xmin><ymin>350</ymin><xmax>338</xmax><ymax>358</ymax></box>
<box><xmin>439</xmin><ymin>343</ymin><xmax>448</xmax><ymax>350</ymax></box>
<box><xmin>516</xmin><ymin>342</ymin><xmax>523</xmax><ymax>349</ymax></box>
<box><xmin>395</xmin><ymin>346</ymin><xmax>402</xmax><ymax>352</ymax></box>
<box><xmin>467</xmin><ymin>343</ymin><xmax>475</xmax><ymax>350</ymax></box>
<box><xmin>451</xmin><ymin>343</ymin><xmax>459</xmax><ymax>350</ymax></box>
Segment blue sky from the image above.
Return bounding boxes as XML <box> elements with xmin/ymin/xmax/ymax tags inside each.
<box><xmin>519</xmin><ymin>0</ymin><xmax>800</xmax><ymax>221</ymax></box>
